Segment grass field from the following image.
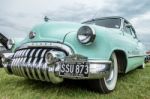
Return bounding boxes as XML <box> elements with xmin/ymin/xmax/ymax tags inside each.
<box><xmin>0</xmin><ymin>64</ymin><xmax>150</xmax><ymax>99</ymax></box>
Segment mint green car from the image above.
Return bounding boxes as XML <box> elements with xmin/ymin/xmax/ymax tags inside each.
<box><xmin>2</xmin><ymin>16</ymin><xmax>146</xmax><ymax>93</ymax></box>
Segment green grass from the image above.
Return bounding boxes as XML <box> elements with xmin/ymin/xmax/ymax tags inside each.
<box><xmin>0</xmin><ymin>64</ymin><xmax>150</xmax><ymax>99</ymax></box>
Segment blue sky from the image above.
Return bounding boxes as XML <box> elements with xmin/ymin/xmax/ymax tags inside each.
<box><xmin>0</xmin><ymin>0</ymin><xmax>150</xmax><ymax>49</ymax></box>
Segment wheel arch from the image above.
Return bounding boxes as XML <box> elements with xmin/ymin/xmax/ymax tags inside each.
<box><xmin>113</xmin><ymin>50</ymin><xmax>127</xmax><ymax>73</ymax></box>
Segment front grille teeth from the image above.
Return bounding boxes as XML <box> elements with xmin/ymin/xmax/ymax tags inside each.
<box><xmin>31</xmin><ymin>58</ymin><xmax>38</xmax><ymax>80</ymax></box>
<box><xmin>43</xmin><ymin>63</ymin><xmax>50</xmax><ymax>82</ymax></box>
<box><xmin>26</xmin><ymin>57</ymin><xmax>33</xmax><ymax>79</ymax></box>
<box><xmin>36</xmin><ymin>58</ymin><xmax>44</xmax><ymax>81</ymax></box>
<box><xmin>9</xmin><ymin>48</ymin><xmax>64</xmax><ymax>82</ymax></box>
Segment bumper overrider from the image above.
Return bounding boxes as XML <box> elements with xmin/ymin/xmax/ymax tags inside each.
<box><xmin>2</xmin><ymin>42</ymin><xmax>111</xmax><ymax>84</ymax></box>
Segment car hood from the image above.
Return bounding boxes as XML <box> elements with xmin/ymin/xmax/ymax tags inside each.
<box><xmin>14</xmin><ymin>21</ymin><xmax>122</xmax><ymax>51</ymax></box>
<box><xmin>28</xmin><ymin>21</ymin><xmax>82</xmax><ymax>42</ymax></box>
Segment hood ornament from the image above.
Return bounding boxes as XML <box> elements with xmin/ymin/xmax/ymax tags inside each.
<box><xmin>44</xmin><ymin>16</ymin><xmax>50</xmax><ymax>22</ymax></box>
<box><xmin>29</xmin><ymin>31</ymin><xmax>36</xmax><ymax>39</ymax></box>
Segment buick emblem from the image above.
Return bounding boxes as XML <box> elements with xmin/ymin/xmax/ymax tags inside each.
<box><xmin>29</xmin><ymin>31</ymin><xmax>36</xmax><ymax>39</ymax></box>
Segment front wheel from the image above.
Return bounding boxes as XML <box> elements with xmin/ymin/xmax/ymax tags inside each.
<box><xmin>90</xmin><ymin>53</ymin><xmax>118</xmax><ymax>93</ymax></box>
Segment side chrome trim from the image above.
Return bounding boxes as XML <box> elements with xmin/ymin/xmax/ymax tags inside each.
<box><xmin>128</xmin><ymin>54</ymin><xmax>146</xmax><ymax>58</ymax></box>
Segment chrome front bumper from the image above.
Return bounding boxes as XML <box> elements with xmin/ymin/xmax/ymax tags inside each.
<box><xmin>3</xmin><ymin>42</ymin><xmax>111</xmax><ymax>84</ymax></box>
<box><xmin>55</xmin><ymin>60</ymin><xmax>111</xmax><ymax>79</ymax></box>
<box><xmin>4</xmin><ymin>58</ymin><xmax>111</xmax><ymax>84</ymax></box>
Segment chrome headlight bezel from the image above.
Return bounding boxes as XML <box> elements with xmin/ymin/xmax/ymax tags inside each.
<box><xmin>45</xmin><ymin>52</ymin><xmax>55</xmax><ymax>65</ymax></box>
<box><xmin>7</xmin><ymin>38</ymin><xmax>15</xmax><ymax>49</ymax></box>
<box><xmin>77</xmin><ymin>26</ymin><xmax>96</xmax><ymax>45</ymax></box>
<box><xmin>45</xmin><ymin>50</ymin><xmax>66</xmax><ymax>65</ymax></box>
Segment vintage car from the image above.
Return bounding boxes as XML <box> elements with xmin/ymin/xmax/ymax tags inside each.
<box><xmin>0</xmin><ymin>33</ymin><xmax>23</xmax><ymax>67</ymax></box>
<box><xmin>1</xmin><ymin>16</ymin><xmax>146</xmax><ymax>93</ymax></box>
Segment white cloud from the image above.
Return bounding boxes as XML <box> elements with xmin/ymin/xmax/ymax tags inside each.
<box><xmin>0</xmin><ymin>0</ymin><xmax>108</xmax><ymax>37</ymax></box>
<box><xmin>131</xmin><ymin>11</ymin><xmax>150</xmax><ymax>34</ymax></box>
<box><xmin>130</xmin><ymin>11</ymin><xmax>150</xmax><ymax>49</ymax></box>
<box><xmin>0</xmin><ymin>0</ymin><xmax>150</xmax><ymax>49</ymax></box>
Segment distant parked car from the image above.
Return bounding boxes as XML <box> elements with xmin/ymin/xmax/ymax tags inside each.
<box><xmin>145</xmin><ymin>56</ymin><xmax>150</xmax><ymax>63</ymax></box>
<box><xmin>145</xmin><ymin>51</ymin><xmax>150</xmax><ymax>63</ymax></box>
<box><xmin>0</xmin><ymin>33</ymin><xmax>12</xmax><ymax>67</ymax></box>
<box><xmin>2</xmin><ymin>16</ymin><xmax>146</xmax><ymax>93</ymax></box>
<box><xmin>0</xmin><ymin>33</ymin><xmax>22</xmax><ymax>67</ymax></box>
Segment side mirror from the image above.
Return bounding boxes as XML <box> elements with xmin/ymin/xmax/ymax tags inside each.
<box><xmin>125</xmin><ymin>24</ymin><xmax>132</xmax><ymax>27</ymax></box>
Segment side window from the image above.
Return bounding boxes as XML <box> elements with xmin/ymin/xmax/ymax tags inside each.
<box><xmin>124</xmin><ymin>21</ymin><xmax>132</xmax><ymax>35</ymax></box>
<box><xmin>125</xmin><ymin>26</ymin><xmax>132</xmax><ymax>35</ymax></box>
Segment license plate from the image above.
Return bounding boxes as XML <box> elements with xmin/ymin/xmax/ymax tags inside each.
<box><xmin>59</xmin><ymin>62</ymin><xmax>89</xmax><ymax>77</ymax></box>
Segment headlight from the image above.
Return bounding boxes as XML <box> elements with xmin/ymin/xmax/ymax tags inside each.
<box><xmin>7</xmin><ymin>39</ymin><xmax>15</xmax><ymax>49</ymax></box>
<box><xmin>77</xmin><ymin>26</ymin><xmax>96</xmax><ymax>44</ymax></box>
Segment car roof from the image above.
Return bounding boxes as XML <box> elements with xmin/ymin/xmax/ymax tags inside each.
<box><xmin>83</xmin><ymin>16</ymin><xmax>127</xmax><ymax>23</ymax></box>
<box><xmin>95</xmin><ymin>16</ymin><xmax>124</xmax><ymax>19</ymax></box>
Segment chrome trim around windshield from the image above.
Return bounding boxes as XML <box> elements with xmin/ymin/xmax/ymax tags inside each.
<box><xmin>17</xmin><ymin>42</ymin><xmax>74</xmax><ymax>55</ymax></box>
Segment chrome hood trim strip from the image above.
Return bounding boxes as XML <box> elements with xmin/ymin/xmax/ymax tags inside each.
<box><xmin>17</xmin><ymin>42</ymin><xmax>74</xmax><ymax>55</ymax></box>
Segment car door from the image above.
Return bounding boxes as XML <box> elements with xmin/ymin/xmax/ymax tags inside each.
<box><xmin>129</xmin><ymin>27</ymin><xmax>145</xmax><ymax>66</ymax></box>
<box><xmin>123</xmin><ymin>21</ymin><xmax>141</xmax><ymax>71</ymax></box>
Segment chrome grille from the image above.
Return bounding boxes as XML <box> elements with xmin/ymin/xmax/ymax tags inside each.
<box><xmin>10</xmin><ymin>48</ymin><xmax>66</xmax><ymax>82</ymax></box>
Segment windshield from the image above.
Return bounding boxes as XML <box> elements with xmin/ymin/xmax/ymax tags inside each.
<box><xmin>83</xmin><ymin>18</ymin><xmax>121</xmax><ymax>29</ymax></box>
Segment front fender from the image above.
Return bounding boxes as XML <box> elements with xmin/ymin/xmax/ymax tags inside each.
<box><xmin>63</xmin><ymin>29</ymin><xmax>113</xmax><ymax>60</ymax></box>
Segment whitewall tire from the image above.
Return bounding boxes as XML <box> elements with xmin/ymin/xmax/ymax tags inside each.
<box><xmin>90</xmin><ymin>53</ymin><xmax>118</xmax><ymax>93</ymax></box>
